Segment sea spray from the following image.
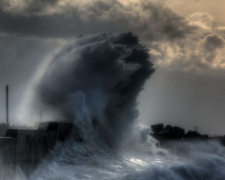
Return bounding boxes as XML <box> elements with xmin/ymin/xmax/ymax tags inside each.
<box><xmin>32</xmin><ymin>32</ymin><xmax>225</xmax><ymax>180</ymax></box>
<box><xmin>38</xmin><ymin>32</ymin><xmax>155</xmax><ymax>148</ymax></box>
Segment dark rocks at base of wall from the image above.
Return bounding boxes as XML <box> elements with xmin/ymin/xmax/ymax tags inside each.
<box><xmin>150</xmin><ymin>124</ymin><xmax>208</xmax><ymax>143</ymax></box>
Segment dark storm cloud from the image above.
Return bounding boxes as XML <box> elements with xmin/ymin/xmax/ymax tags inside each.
<box><xmin>0</xmin><ymin>0</ymin><xmax>194</xmax><ymax>40</ymax></box>
<box><xmin>150</xmin><ymin>18</ymin><xmax>225</xmax><ymax>74</ymax></box>
<box><xmin>203</xmin><ymin>33</ymin><xmax>225</xmax><ymax>51</ymax></box>
<box><xmin>0</xmin><ymin>10</ymin><xmax>78</xmax><ymax>38</ymax></box>
<box><xmin>20</xmin><ymin>0</ymin><xmax>59</xmax><ymax>14</ymax></box>
<box><xmin>38</xmin><ymin>32</ymin><xmax>154</xmax><ymax>148</ymax></box>
<box><xmin>0</xmin><ymin>0</ymin><xmax>59</xmax><ymax>16</ymax></box>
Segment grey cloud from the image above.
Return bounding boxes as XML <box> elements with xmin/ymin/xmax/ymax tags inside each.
<box><xmin>149</xmin><ymin>11</ymin><xmax>225</xmax><ymax>75</ymax></box>
<box><xmin>0</xmin><ymin>1</ymin><xmax>224</xmax><ymax>76</ymax></box>
<box><xmin>203</xmin><ymin>33</ymin><xmax>225</xmax><ymax>51</ymax></box>
<box><xmin>0</xmin><ymin>0</ymin><xmax>194</xmax><ymax>41</ymax></box>
<box><xmin>0</xmin><ymin>10</ymin><xmax>79</xmax><ymax>38</ymax></box>
<box><xmin>0</xmin><ymin>0</ymin><xmax>59</xmax><ymax>16</ymax></box>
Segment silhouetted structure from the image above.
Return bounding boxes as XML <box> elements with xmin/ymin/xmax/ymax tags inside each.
<box><xmin>150</xmin><ymin>123</ymin><xmax>208</xmax><ymax>145</ymax></box>
<box><xmin>0</xmin><ymin>121</ymin><xmax>76</xmax><ymax>177</ymax></box>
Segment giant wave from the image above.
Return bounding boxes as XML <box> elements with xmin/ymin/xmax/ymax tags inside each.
<box><xmin>9</xmin><ymin>32</ymin><xmax>225</xmax><ymax>180</ymax></box>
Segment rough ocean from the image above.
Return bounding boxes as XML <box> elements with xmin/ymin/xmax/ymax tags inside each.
<box><xmin>5</xmin><ymin>33</ymin><xmax>225</xmax><ymax>180</ymax></box>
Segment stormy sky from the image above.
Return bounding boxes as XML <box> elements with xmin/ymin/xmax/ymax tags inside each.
<box><xmin>0</xmin><ymin>0</ymin><xmax>225</xmax><ymax>135</ymax></box>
